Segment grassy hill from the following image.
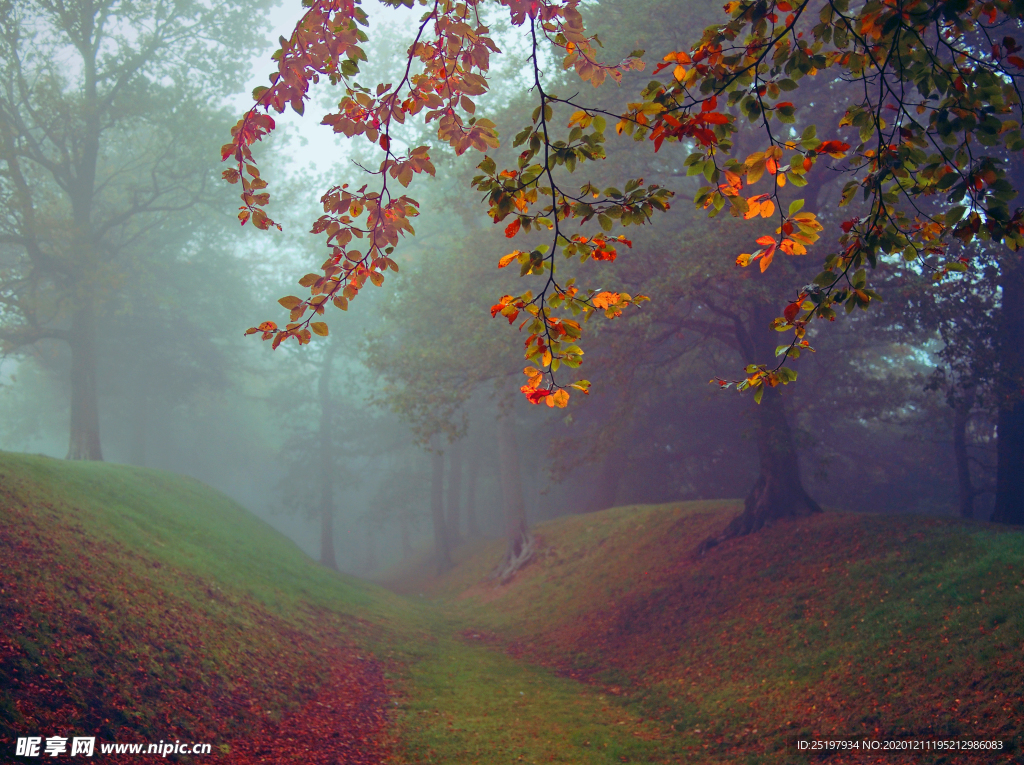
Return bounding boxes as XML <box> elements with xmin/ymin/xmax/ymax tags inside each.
<box><xmin>0</xmin><ymin>452</ymin><xmax>405</xmax><ymax>763</ymax></box>
<box><xmin>386</xmin><ymin>500</ymin><xmax>1024</xmax><ymax>764</ymax></box>
<box><xmin>2</xmin><ymin>453</ymin><xmax>1021</xmax><ymax>764</ymax></box>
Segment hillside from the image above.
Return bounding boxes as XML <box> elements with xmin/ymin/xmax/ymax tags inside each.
<box><xmin>0</xmin><ymin>453</ymin><xmax>401</xmax><ymax>763</ymax></box>
<box><xmin>2</xmin><ymin>453</ymin><xmax>1022</xmax><ymax>764</ymax></box>
<box><xmin>386</xmin><ymin>500</ymin><xmax>1024</xmax><ymax>764</ymax></box>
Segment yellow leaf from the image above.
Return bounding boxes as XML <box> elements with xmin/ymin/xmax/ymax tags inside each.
<box><xmin>552</xmin><ymin>389</ymin><xmax>570</xmax><ymax>408</ymax></box>
<box><xmin>498</xmin><ymin>251</ymin><xmax>520</xmax><ymax>268</ymax></box>
<box><xmin>568</xmin><ymin>110</ymin><xmax>592</xmax><ymax>128</ymax></box>
<box><xmin>311</xmin><ymin>321</ymin><xmax>329</xmax><ymax>337</ymax></box>
<box><xmin>736</xmin><ymin>252</ymin><xmax>753</xmax><ymax>267</ymax></box>
<box><xmin>760</xmin><ymin>199</ymin><xmax>775</xmax><ymax>218</ymax></box>
<box><xmin>278</xmin><ymin>296</ymin><xmax>303</xmax><ymax>310</ymax></box>
<box><xmin>746</xmin><ymin>159</ymin><xmax>767</xmax><ymax>186</ymax></box>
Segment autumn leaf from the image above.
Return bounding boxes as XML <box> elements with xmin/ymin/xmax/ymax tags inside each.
<box><xmin>310</xmin><ymin>322</ymin><xmax>329</xmax><ymax>336</ymax></box>
<box><xmin>498</xmin><ymin>251</ymin><xmax>521</xmax><ymax>268</ymax></box>
<box><xmin>523</xmin><ymin>387</ymin><xmax>553</xmax><ymax>404</ymax></box>
<box><xmin>591</xmin><ymin>291</ymin><xmax>620</xmax><ymax>309</ymax></box>
<box><xmin>780</xmin><ymin>239</ymin><xmax>807</xmax><ymax>255</ymax></box>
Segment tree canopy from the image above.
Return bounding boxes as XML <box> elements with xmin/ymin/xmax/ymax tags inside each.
<box><xmin>228</xmin><ymin>0</ymin><xmax>1024</xmax><ymax>526</ymax></box>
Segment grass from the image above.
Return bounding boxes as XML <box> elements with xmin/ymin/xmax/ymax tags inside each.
<box><xmin>2</xmin><ymin>452</ymin><xmax>1022</xmax><ymax>763</ymax></box>
<box><xmin>0</xmin><ymin>452</ymin><xmax>407</xmax><ymax>762</ymax></box>
<box><xmin>386</xmin><ymin>502</ymin><xmax>1024</xmax><ymax>764</ymax></box>
<box><xmin>0</xmin><ymin>453</ymin><xmax>726</xmax><ymax>763</ymax></box>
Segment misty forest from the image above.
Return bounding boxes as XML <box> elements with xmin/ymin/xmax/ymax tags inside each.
<box><xmin>1</xmin><ymin>0</ymin><xmax>1023</xmax><ymax>762</ymax></box>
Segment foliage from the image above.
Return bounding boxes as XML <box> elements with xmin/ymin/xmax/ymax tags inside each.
<box><xmin>230</xmin><ymin>0</ymin><xmax>1024</xmax><ymax>409</ymax></box>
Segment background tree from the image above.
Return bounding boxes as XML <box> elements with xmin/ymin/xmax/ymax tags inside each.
<box><xmin>0</xmin><ymin>0</ymin><xmax>271</xmax><ymax>459</ymax></box>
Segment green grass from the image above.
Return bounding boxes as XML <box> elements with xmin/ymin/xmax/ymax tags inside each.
<box><xmin>0</xmin><ymin>453</ymin><xmax>729</xmax><ymax>763</ymax></box>
<box><xmin>388</xmin><ymin>503</ymin><xmax>1024</xmax><ymax>764</ymax></box>
<box><xmin>3</xmin><ymin>452</ymin><xmax>1023</xmax><ymax>763</ymax></box>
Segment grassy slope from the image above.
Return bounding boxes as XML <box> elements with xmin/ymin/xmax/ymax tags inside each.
<box><xmin>0</xmin><ymin>453</ymin><xmax>702</xmax><ymax>765</ymax></box>
<box><xmin>0</xmin><ymin>452</ymin><xmax>407</xmax><ymax>763</ymax></box>
<box><xmin>5</xmin><ymin>452</ymin><xmax>1022</xmax><ymax>764</ymax></box>
<box><xmin>388</xmin><ymin>501</ymin><xmax>1024</xmax><ymax>764</ymax></box>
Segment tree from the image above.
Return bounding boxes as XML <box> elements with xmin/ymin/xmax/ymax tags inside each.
<box><xmin>232</xmin><ymin>0</ymin><xmax>1024</xmax><ymax>527</ymax></box>
<box><xmin>0</xmin><ymin>0</ymin><xmax>270</xmax><ymax>460</ymax></box>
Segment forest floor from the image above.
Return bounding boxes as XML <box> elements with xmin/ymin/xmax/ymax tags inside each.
<box><xmin>0</xmin><ymin>454</ymin><xmax>1021</xmax><ymax>764</ymax></box>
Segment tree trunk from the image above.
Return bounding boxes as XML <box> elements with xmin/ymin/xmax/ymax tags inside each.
<box><xmin>465</xmin><ymin>446</ymin><xmax>480</xmax><ymax>538</ymax></box>
<box><xmin>699</xmin><ymin>303</ymin><xmax>820</xmax><ymax>552</ymax></box>
<box><xmin>445</xmin><ymin>439</ymin><xmax>463</xmax><ymax>545</ymax></box>
<box><xmin>400</xmin><ymin>510</ymin><xmax>412</xmax><ymax>557</ymax></box>
<box><xmin>993</xmin><ymin>254</ymin><xmax>1024</xmax><ymax>524</ymax></box>
<box><xmin>430</xmin><ymin>435</ymin><xmax>452</xmax><ymax>573</ymax></box>
<box><xmin>952</xmin><ymin>394</ymin><xmax>976</xmax><ymax>519</ymax></box>
<box><xmin>584</xmin><ymin>445</ymin><xmax>626</xmax><ymax>513</ymax></box>
<box><xmin>363</xmin><ymin>527</ymin><xmax>376</xmax><ymax>574</ymax></box>
<box><xmin>492</xmin><ymin>409</ymin><xmax>534</xmax><ymax>582</ymax></box>
<box><xmin>66</xmin><ymin>301</ymin><xmax>103</xmax><ymax>461</ymax></box>
<box><xmin>318</xmin><ymin>343</ymin><xmax>339</xmax><ymax>570</ymax></box>
<box><xmin>130</xmin><ymin>386</ymin><xmax>147</xmax><ymax>467</ymax></box>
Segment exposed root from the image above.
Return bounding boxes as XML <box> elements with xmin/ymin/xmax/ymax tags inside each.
<box><xmin>491</xmin><ymin>532</ymin><xmax>536</xmax><ymax>584</ymax></box>
<box><xmin>697</xmin><ymin>474</ymin><xmax>821</xmax><ymax>556</ymax></box>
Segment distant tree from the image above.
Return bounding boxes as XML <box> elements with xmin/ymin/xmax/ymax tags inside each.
<box><xmin>0</xmin><ymin>0</ymin><xmax>270</xmax><ymax>459</ymax></box>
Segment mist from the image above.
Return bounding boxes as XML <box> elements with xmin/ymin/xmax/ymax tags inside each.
<box><xmin>0</xmin><ymin>0</ymin><xmax>1020</xmax><ymax>761</ymax></box>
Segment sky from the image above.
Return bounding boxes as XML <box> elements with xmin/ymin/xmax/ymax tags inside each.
<box><xmin>235</xmin><ymin>0</ymin><xmax>422</xmax><ymax>176</ymax></box>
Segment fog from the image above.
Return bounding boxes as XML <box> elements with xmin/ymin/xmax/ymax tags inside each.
<box><xmin>0</xmin><ymin>0</ymin><xmax>1007</xmax><ymax>583</ymax></box>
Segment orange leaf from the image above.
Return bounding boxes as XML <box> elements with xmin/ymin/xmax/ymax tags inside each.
<box><xmin>505</xmin><ymin>218</ymin><xmax>521</xmax><ymax>238</ymax></box>
<box><xmin>755</xmin><ymin>235</ymin><xmax>776</xmax><ymax>246</ymax></box>
<box><xmin>591</xmin><ymin>291</ymin><xmax>620</xmax><ymax>309</ymax></box>
<box><xmin>498</xmin><ymin>251</ymin><xmax>520</xmax><ymax>268</ymax></box>
<box><xmin>759</xmin><ymin>244</ymin><xmax>776</xmax><ymax>272</ymax></box>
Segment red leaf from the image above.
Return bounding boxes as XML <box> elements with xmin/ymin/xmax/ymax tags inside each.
<box><xmin>524</xmin><ymin>388</ymin><xmax>553</xmax><ymax>404</ymax></box>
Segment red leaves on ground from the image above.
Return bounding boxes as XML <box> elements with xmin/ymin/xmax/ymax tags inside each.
<box><xmin>227</xmin><ymin>652</ymin><xmax>389</xmax><ymax>765</ymax></box>
<box><xmin>0</xmin><ymin>497</ymin><xmax>389</xmax><ymax>764</ymax></box>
